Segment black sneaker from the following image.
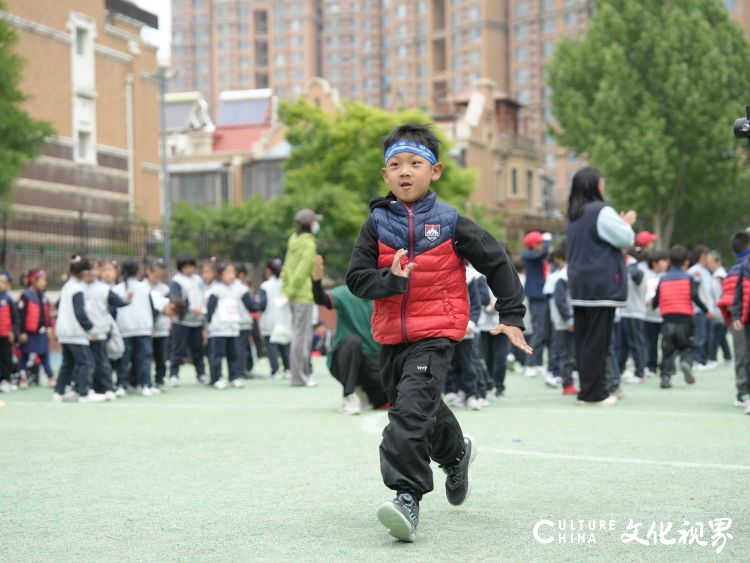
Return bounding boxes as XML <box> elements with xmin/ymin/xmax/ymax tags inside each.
<box><xmin>377</xmin><ymin>492</ymin><xmax>419</xmax><ymax>542</ymax></box>
<box><xmin>680</xmin><ymin>361</ymin><xmax>695</xmax><ymax>384</ymax></box>
<box><xmin>660</xmin><ymin>376</ymin><xmax>672</xmax><ymax>389</ymax></box>
<box><xmin>440</xmin><ymin>435</ymin><xmax>477</xmax><ymax>506</ymax></box>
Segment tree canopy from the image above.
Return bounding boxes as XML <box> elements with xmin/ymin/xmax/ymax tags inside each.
<box><xmin>0</xmin><ymin>5</ymin><xmax>54</xmax><ymax>200</ymax></box>
<box><xmin>548</xmin><ymin>0</ymin><xmax>750</xmax><ymax>250</ymax></box>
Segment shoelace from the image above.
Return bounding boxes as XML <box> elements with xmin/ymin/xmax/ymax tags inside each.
<box><xmin>442</xmin><ymin>465</ymin><xmax>462</xmax><ymax>487</ymax></box>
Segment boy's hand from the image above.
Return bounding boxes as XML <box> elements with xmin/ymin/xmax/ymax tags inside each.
<box><xmin>19</xmin><ymin>333</ymin><xmax>28</xmax><ymax>344</ymax></box>
<box><xmin>490</xmin><ymin>324</ymin><xmax>534</xmax><ymax>355</ymax></box>
<box><xmin>390</xmin><ymin>249</ymin><xmax>414</xmax><ymax>278</ymax></box>
<box><xmin>733</xmin><ymin>320</ymin><xmax>743</xmax><ymax>332</ymax></box>
<box><xmin>312</xmin><ymin>255</ymin><xmax>325</xmax><ymax>281</ymax></box>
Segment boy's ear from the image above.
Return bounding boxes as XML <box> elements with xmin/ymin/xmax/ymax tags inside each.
<box><xmin>381</xmin><ymin>167</ymin><xmax>388</xmax><ymax>183</ymax></box>
<box><xmin>431</xmin><ymin>162</ymin><xmax>444</xmax><ymax>181</ymax></box>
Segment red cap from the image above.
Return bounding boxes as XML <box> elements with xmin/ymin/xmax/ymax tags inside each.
<box><xmin>635</xmin><ymin>231</ymin><xmax>658</xmax><ymax>248</ymax></box>
<box><xmin>523</xmin><ymin>231</ymin><xmax>544</xmax><ymax>249</ymax></box>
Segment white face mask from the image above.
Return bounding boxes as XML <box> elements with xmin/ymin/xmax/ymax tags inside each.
<box><xmin>311</xmin><ymin>222</ymin><xmax>320</xmax><ymax>235</ymax></box>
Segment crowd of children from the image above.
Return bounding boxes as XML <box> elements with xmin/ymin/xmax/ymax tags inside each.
<box><xmin>1</xmin><ymin>233</ymin><xmax>748</xmax><ymax>416</ymax></box>
<box><xmin>514</xmin><ymin>227</ymin><xmax>750</xmax><ymax>414</ymax></box>
<box><xmin>0</xmin><ymin>251</ymin><xmax>298</xmax><ymax>402</ymax></box>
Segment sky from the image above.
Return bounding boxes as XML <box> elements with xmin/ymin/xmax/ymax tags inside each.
<box><xmin>135</xmin><ymin>0</ymin><xmax>171</xmax><ymax>62</ymax></box>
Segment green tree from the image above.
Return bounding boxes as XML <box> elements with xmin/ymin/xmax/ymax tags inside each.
<box><xmin>548</xmin><ymin>0</ymin><xmax>750</xmax><ymax>247</ymax></box>
<box><xmin>0</xmin><ymin>4</ymin><xmax>54</xmax><ymax>199</ymax></box>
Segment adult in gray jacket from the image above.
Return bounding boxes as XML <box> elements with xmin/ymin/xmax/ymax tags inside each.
<box><xmin>566</xmin><ymin>168</ymin><xmax>635</xmax><ymax>406</ymax></box>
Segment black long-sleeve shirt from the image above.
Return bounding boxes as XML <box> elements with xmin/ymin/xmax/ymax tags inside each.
<box><xmin>346</xmin><ymin>213</ymin><xmax>526</xmax><ymax>329</ymax></box>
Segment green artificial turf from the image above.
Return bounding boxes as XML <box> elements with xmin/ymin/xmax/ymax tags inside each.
<box><xmin>2</xmin><ymin>358</ymin><xmax>748</xmax><ymax>562</ymax></box>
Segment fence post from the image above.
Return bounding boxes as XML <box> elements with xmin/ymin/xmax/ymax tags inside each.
<box><xmin>78</xmin><ymin>209</ymin><xmax>87</xmax><ymax>254</ymax></box>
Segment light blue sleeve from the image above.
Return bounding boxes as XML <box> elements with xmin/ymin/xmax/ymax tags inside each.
<box><xmin>596</xmin><ymin>206</ymin><xmax>635</xmax><ymax>249</ymax></box>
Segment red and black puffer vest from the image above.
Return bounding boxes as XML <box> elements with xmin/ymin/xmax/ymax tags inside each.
<box><xmin>718</xmin><ymin>261</ymin><xmax>750</xmax><ymax>324</ymax></box>
<box><xmin>0</xmin><ymin>294</ymin><xmax>13</xmax><ymax>338</ymax></box>
<box><xmin>21</xmin><ymin>289</ymin><xmax>51</xmax><ymax>334</ymax></box>
<box><xmin>371</xmin><ymin>192</ymin><xmax>469</xmax><ymax>345</ymax></box>
<box><xmin>657</xmin><ymin>268</ymin><xmax>694</xmax><ymax>317</ymax></box>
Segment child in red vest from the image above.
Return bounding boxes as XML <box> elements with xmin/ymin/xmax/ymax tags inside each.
<box><xmin>653</xmin><ymin>245</ymin><xmax>708</xmax><ymax>389</ymax></box>
<box><xmin>727</xmin><ymin>230</ymin><xmax>750</xmax><ymax>414</ymax></box>
<box><xmin>346</xmin><ymin>124</ymin><xmax>532</xmax><ymax>542</ymax></box>
<box><xmin>18</xmin><ymin>269</ymin><xmax>54</xmax><ymax>387</ymax></box>
<box><xmin>0</xmin><ymin>272</ymin><xmax>19</xmax><ymax>393</ymax></box>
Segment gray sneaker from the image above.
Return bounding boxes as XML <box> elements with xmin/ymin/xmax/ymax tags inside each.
<box><xmin>377</xmin><ymin>493</ymin><xmax>419</xmax><ymax>542</ymax></box>
<box><xmin>680</xmin><ymin>361</ymin><xmax>695</xmax><ymax>384</ymax></box>
<box><xmin>440</xmin><ymin>435</ymin><xmax>477</xmax><ymax>506</ymax></box>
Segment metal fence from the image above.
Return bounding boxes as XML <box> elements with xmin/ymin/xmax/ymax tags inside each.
<box><xmin>0</xmin><ymin>213</ymin><xmax>355</xmax><ymax>289</ymax></box>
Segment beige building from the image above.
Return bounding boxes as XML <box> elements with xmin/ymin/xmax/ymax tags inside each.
<box><xmin>1</xmin><ymin>0</ymin><xmax>163</xmax><ymax>224</ymax></box>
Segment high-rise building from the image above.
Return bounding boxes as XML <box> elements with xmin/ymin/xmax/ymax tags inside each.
<box><xmin>170</xmin><ymin>0</ymin><xmax>750</xmax><ymax>209</ymax></box>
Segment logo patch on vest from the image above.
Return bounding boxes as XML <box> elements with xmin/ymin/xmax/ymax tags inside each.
<box><xmin>424</xmin><ymin>224</ymin><xmax>440</xmax><ymax>242</ymax></box>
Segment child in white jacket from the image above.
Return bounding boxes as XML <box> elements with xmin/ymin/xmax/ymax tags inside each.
<box><xmin>205</xmin><ymin>262</ymin><xmax>243</xmax><ymax>389</ymax></box>
<box><xmin>113</xmin><ymin>260</ymin><xmax>159</xmax><ymax>397</ymax></box>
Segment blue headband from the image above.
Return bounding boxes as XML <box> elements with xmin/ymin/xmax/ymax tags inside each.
<box><xmin>737</xmin><ymin>248</ymin><xmax>750</xmax><ymax>260</ymax></box>
<box><xmin>384</xmin><ymin>140</ymin><xmax>438</xmax><ymax>166</ymax></box>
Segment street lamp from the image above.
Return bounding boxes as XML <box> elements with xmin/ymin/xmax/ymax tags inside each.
<box><xmin>156</xmin><ymin>64</ymin><xmax>178</xmax><ymax>275</ymax></box>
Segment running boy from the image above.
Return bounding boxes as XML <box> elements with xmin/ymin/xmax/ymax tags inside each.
<box><xmin>346</xmin><ymin>124</ymin><xmax>531</xmax><ymax>542</ymax></box>
<box><xmin>653</xmin><ymin>245</ymin><xmax>708</xmax><ymax>389</ymax></box>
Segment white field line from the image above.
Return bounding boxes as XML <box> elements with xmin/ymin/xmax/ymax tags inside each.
<box><xmin>480</xmin><ymin>447</ymin><xmax>750</xmax><ymax>472</ymax></box>
<box><xmin>358</xmin><ymin>412</ymin><xmax>750</xmax><ymax>472</ymax></box>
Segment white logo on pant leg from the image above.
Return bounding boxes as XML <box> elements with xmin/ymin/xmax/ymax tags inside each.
<box><xmin>417</xmin><ymin>365</ymin><xmax>428</xmax><ymax>371</ymax></box>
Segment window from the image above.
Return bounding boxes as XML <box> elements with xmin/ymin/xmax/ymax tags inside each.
<box><xmin>452</xmin><ymin>33</ymin><xmax>462</xmax><ymax>49</ymax></box>
<box><xmin>542</xmin><ymin>40</ymin><xmax>555</xmax><ymax>58</ymax></box>
<box><xmin>511</xmin><ymin>168</ymin><xmax>518</xmax><ymax>195</ymax></box>
<box><xmin>75</xmin><ymin>27</ymin><xmax>87</xmax><ymax>56</ymax></box>
<box><xmin>567</xmin><ymin>151</ymin><xmax>577</xmax><ymax>163</ymax></box>
<box><xmin>565</xmin><ymin>12</ymin><xmax>576</xmax><ymax>28</ymax></box>
<box><xmin>517</xmin><ymin>90</ymin><xmax>530</xmax><ymax>104</ymax></box>
<box><xmin>172</xmin><ymin>172</ymin><xmax>229</xmax><ymax>208</ymax></box>
<box><xmin>543</xmin><ymin>0</ymin><xmax>555</xmax><ymax>10</ymax></box>
<box><xmin>417</xmin><ymin>0</ymin><xmax>426</xmax><ymax>15</ymax></box>
<box><xmin>275</xmin><ymin>54</ymin><xmax>285</xmax><ymax>66</ymax></box>
<box><xmin>244</xmin><ymin>160</ymin><xmax>285</xmax><ymax>199</ymax></box>
<box><xmin>470</xmin><ymin>27</ymin><xmax>481</xmax><ymax>43</ymax></box>
<box><xmin>516</xmin><ymin>2</ymin><xmax>528</xmax><ymax>17</ymax></box>
<box><xmin>544</xmin><ymin>132</ymin><xmax>555</xmax><ymax>145</ymax></box>
<box><xmin>290</xmin><ymin>19</ymin><xmax>301</xmax><ymax>32</ymax></box>
<box><xmin>452</xmin><ymin>12</ymin><xmax>461</xmax><ymax>26</ymax></box>
<box><xmin>452</xmin><ymin>76</ymin><xmax>463</xmax><ymax>92</ymax></box>
<box><xmin>516</xmin><ymin>68</ymin><xmax>529</xmax><ymax>84</ymax></box>
<box><xmin>542</xmin><ymin>17</ymin><xmax>554</xmax><ymax>34</ymax></box>
<box><xmin>543</xmin><ymin>86</ymin><xmax>551</xmax><ymax>100</ymax></box>
<box><xmin>725</xmin><ymin>0</ymin><xmax>737</xmax><ymax>12</ymax></box>
<box><xmin>516</xmin><ymin>46</ymin><xmax>528</xmax><ymax>62</ymax></box>
<box><xmin>526</xmin><ymin>170</ymin><xmax>534</xmax><ymax>207</ymax></box>
<box><xmin>468</xmin><ymin>7</ymin><xmax>480</xmax><ymax>21</ymax></box>
<box><xmin>452</xmin><ymin>54</ymin><xmax>461</xmax><ymax>69</ymax></box>
<box><xmin>515</xmin><ymin>24</ymin><xmax>529</xmax><ymax>40</ymax></box>
<box><xmin>396</xmin><ymin>3</ymin><xmax>407</xmax><ymax>18</ymax></box>
<box><xmin>545</xmin><ymin>153</ymin><xmax>556</xmax><ymax>167</ymax></box>
<box><xmin>77</xmin><ymin>131</ymin><xmax>91</xmax><ymax>161</ymax></box>
<box><xmin>565</xmin><ymin>0</ymin><xmax>577</xmax><ymax>5</ymax></box>
<box><xmin>396</xmin><ymin>67</ymin><xmax>407</xmax><ymax>79</ymax></box>
<box><xmin>469</xmin><ymin>51</ymin><xmax>480</xmax><ymax>66</ymax></box>
<box><xmin>397</xmin><ymin>45</ymin><xmax>408</xmax><ymax>59</ymax></box>
<box><xmin>416</xmin><ymin>41</ymin><xmax>426</xmax><ymax>56</ymax></box>
<box><xmin>416</xmin><ymin>63</ymin><xmax>427</xmax><ymax>77</ymax></box>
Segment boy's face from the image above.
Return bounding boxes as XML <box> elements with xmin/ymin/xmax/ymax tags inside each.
<box><xmin>653</xmin><ymin>259</ymin><xmax>668</xmax><ymax>273</ymax></box>
<box><xmin>381</xmin><ymin>152</ymin><xmax>443</xmax><ymax>204</ymax></box>
<box><xmin>202</xmin><ymin>265</ymin><xmax>215</xmax><ymax>284</ymax></box>
<box><xmin>553</xmin><ymin>257</ymin><xmax>566</xmax><ymax>269</ymax></box>
<box><xmin>34</xmin><ymin>276</ymin><xmax>47</xmax><ymax>291</ymax></box>
<box><xmin>149</xmin><ymin>267</ymin><xmax>165</xmax><ymax>283</ymax></box>
<box><xmin>0</xmin><ymin>276</ymin><xmax>8</xmax><ymax>292</ymax></box>
<box><xmin>532</xmin><ymin>242</ymin><xmax>544</xmax><ymax>253</ymax></box>
<box><xmin>182</xmin><ymin>264</ymin><xmax>196</xmax><ymax>276</ymax></box>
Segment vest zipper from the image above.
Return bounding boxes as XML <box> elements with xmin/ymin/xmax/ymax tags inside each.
<box><xmin>401</xmin><ymin>202</ymin><xmax>414</xmax><ymax>343</ymax></box>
